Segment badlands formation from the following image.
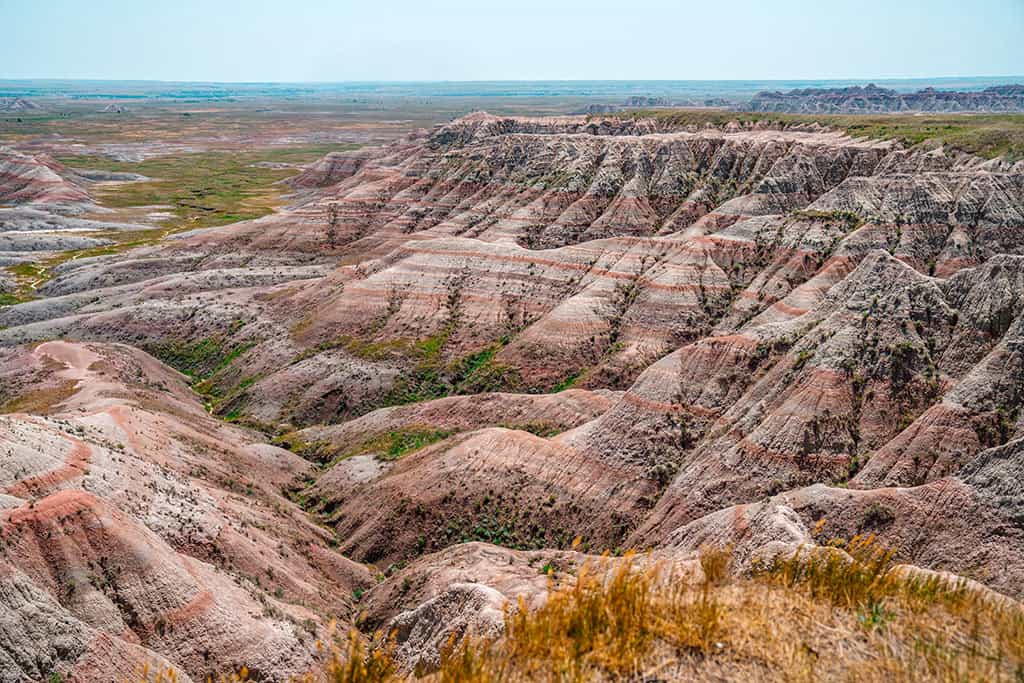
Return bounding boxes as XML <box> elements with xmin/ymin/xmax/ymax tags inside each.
<box><xmin>1</xmin><ymin>111</ymin><xmax>1024</xmax><ymax>680</ymax></box>
<box><xmin>746</xmin><ymin>83</ymin><xmax>1024</xmax><ymax>113</ymax></box>
<box><xmin>578</xmin><ymin>83</ymin><xmax>1024</xmax><ymax>114</ymax></box>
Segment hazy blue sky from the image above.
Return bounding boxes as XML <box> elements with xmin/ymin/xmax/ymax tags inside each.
<box><xmin>3</xmin><ymin>0</ymin><xmax>1022</xmax><ymax>82</ymax></box>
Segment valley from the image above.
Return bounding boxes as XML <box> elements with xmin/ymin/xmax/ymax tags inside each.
<box><xmin>1</xmin><ymin>87</ymin><xmax>1023</xmax><ymax>682</ymax></box>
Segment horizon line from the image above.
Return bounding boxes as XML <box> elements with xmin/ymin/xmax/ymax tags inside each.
<box><xmin>2</xmin><ymin>75</ymin><xmax>1023</xmax><ymax>87</ymax></box>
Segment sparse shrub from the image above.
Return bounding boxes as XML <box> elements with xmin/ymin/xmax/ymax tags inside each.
<box><xmin>648</xmin><ymin>460</ymin><xmax>678</xmax><ymax>488</ymax></box>
<box><xmin>793</xmin><ymin>348</ymin><xmax>814</xmax><ymax>370</ymax></box>
<box><xmin>324</xmin><ymin>203</ymin><xmax>340</xmax><ymax>248</ymax></box>
<box><xmin>861</xmin><ymin>502</ymin><xmax>896</xmax><ymax>530</ymax></box>
<box><xmin>500</xmin><ymin>421</ymin><xmax>564</xmax><ymax>438</ymax></box>
<box><xmin>382</xmin><ymin>429</ymin><xmax>455</xmax><ymax>461</ymax></box>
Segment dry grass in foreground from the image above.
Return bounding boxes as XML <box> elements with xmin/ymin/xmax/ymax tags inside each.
<box><xmin>138</xmin><ymin>536</ymin><xmax>1024</xmax><ymax>682</ymax></box>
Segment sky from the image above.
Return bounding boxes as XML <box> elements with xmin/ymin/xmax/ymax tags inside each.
<box><xmin>2</xmin><ymin>0</ymin><xmax>1022</xmax><ymax>82</ymax></box>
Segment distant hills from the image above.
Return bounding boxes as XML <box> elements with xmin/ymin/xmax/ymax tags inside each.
<box><xmin>579</xmin><ymin>83</ymin><xmax>1024</xmax><ymax>115</ymax></box>
<box><xmin>3</xmin><ymin>79</ymin><xmax>1024</xmax><ymax>116</ymax></box>
<box><xmin>746</xmin><ymin>83</ymin><xmax>1024</xmax><ymax>113</ymax></box>
<box><xmin>2</xmin><ymin>76</ymin><xmax>1023</xmax><ymax>107</ymax></box>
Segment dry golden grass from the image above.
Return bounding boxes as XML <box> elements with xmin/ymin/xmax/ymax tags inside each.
<box><xmin>301</xmin><ymin>630</ymin><xmax>397</xmax><ymax>683</ymax></box>
<box><xmin>136</xmin><ymin>538</ymin><xmax>1024</xmax><ymax>683</ymax></box>
<box><xmin>0</xmin><ymin>380</ymin><xmax>78</xmax><ymax>414</ymax></box>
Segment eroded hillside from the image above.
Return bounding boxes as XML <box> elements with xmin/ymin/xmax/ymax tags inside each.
<box><xmin>1</xmin><ymin>112</ymin><xmax>1023</xmax><ymax>681</ymax></box>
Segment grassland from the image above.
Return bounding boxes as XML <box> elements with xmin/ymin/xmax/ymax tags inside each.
<box><xmin>56</xmin><ymin>144</ymin><xmax>355</xmax><ymax>230</ymax></box>
<box><xmin>0</xmin><ymin>99</ymin><xmax>423</xmax><ymax>145</ymax></box>
<box><xmin>1</xmin><ymin>143</ymin><xmax>356</xmax><ymax>301</ymax></box>
<box><xmin>617</xmin><ymin>110</ymin><xmax>1024</xmax><ymax>161</ymax></box>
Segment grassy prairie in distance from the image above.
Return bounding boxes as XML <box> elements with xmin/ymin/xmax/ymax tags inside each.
<box><xmin>2</xmin><ymin>144</ymin><xmax>355</xmax><ymax>301</ymax></box>
<box><xmin>0</xmin><ymin>95</ymin><xmax>577</xmax><ymax>146</ymax></box>
<box><xmin>617</xmin><ymin>110</ymin><xmax>1024</xmax><ymax>161</ymax></box>
<box><xmin>56</xmin><ymin>144</ymin><xmax>356</xmax><ymax>230</ymax></box>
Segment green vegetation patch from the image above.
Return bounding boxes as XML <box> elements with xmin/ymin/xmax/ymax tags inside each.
<box><xmin>6</xmin><ymin>263</ymin><xmax>42</xmax><ymax>279</ymax></box>
<box><xmin>55</xmin><ymin>144</ymin><xmax>357</xmax><ymax>232</ymax></box>
<box><xmin>427</xmin><ymin>492</ymin><xmax>599</xmax><ymax>553</ymax></box>
<box><xmin>146</xmin><ymin>336</ymin><xmax>255</xmax><ymax>385</ymax></box>
<box><xmin>500</xmin><ymin>421</ymin><xmax>566</xmax><ymax>438</ymax></box>
<box><xmin>2</xmin><ymin>263</ymin><xmax>46</xmax><ymax>303</ymax></box>
<box><xmin>551</xmin><ymin>369</ymin><xmax>584</xmax><ymax>392</ymax></box>
<box><xmin>378</xmin><ymin>428</ymin><xmax>456</xmax><ymax>461</ymax></box>
<box><xmin>293</xmin><ymin>335</ymin><xmax>416</xmax><ymax>364</ymax></box>
<box><xmin>383</xmin><ymin>340</ymin><xmax>522</xmax><ymax>406</ymax></box>
<box><xmin>278</xmin><ymin>426</ymin><xmax>455</xmax><ymax>465</ymax></box>
<box><xmin>790</xmin><ymin>209</ymin><xmax>864</xmax><ymax>227</ymax></box>
<box><xmin>1</xmin><ymin>144</ymin><xmax>358</xmax><ymax>304</ymax></box>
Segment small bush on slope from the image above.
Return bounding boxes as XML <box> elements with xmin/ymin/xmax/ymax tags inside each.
<box><xmin>138</xmin><ymin>539</ymin><xmax>1024</xmax><ymax>682</ymax></box>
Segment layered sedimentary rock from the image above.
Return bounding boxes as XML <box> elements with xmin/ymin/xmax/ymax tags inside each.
<box><xmin>13</xmin><ymin>113</ymin><xmax>1020</xmax><ymax>419</ymax></box>
<box><xmin>0</xmin><ymin>148</ymin><xmax>92</xmax><ymax>208</ymax></box>
<box><xmin>747</xmin><ymin>83</ymin><xmax>1024</xmax><ymax>113</ymax></box>
<box><xmin>0</xmin><ymin>341</ymin><xmax>371</xmax><ymax>681</ymax></box>
<box><xmin>0</xmin><ymin>149</ymin><xmax>151</xmax><ymax>259</ymax></box>
<box><xmin>0</xmin><ymin>97</ymin><xmax>41</xmax><ymax>112</ymax></box>
<box><xmin>1</xmin><ymin>112</ymin><xmax>1024</xmax><ymax>676</ymax></box>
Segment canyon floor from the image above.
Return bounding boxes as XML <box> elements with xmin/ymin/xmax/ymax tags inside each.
<box><xmin>1</xmin><ymin>95</ymin><xmax>1023</xmax><ymax>682</ymax></box>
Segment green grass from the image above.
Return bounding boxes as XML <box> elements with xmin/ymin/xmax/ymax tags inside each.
<box><xmin>146</xmin><ymin>336</ymin><xmax>255</xmax><ymax>384</ymax></box>
<box><xmin>790</xmin><ymin>209</ymin><xmax>864</xmax><ymax>226</ymax></box>
<box><xmin>551</xmin><ymin>369</ymin><xmax>584</xmax><ymax>392</ymax></box>
<box><xmin>278</xmin><ymin>426</ymin><xmax>455</xmax><ymax>465</ymax></box>
<box><xmin>292</xmin><ymin>330</ymin><xmax>524</xmax><ymax>408</ymax></box>
<box><xmin>293</xmin><ymin>335</ymin><xmax>417</xmax><ymax>364</ymax></box>
<box><xmin>500</xmin><ymin>421</ymin><xmax>566</xmax><ymax>438</ymax></box>
<box><xmin>615</xmin><ymin>110</ymin><xmax>1024</xmax><ymax>161</ymax></box>
<box><xmin>382</xmin><ymin>340</ymin><xmax>522</xmax><ymax>407</ymax></box>
<box><xmin>55</xmin><ymin>144</ymin><xmax>354</xmax><ymax>232</ymax></box>
<box><xmin>379</xmin><ymin>428</ymin><xmax>456</xmax><ymax>461</ymax></box>
<box><xmin>0</xmin><ymin>143</ymin><xmax>358</xmax><ymax>305</ymax></box>
<box><xmin>0</xmin><ymin>380</ymin><xmax>79</xmax><ymax>415</ymax></box>
<box><xmin>6</xmin><ymin>263</ymin><xmax>42</xmax><ymax>278</ymax></box>
<box><xmin>2</xmin><ymin>263</ymin><xmax>47</xmax><ymax>304</ymax></box>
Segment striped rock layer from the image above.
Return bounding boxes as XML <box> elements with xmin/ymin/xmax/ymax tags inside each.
<box><xmin>1</xmin><ymin>114</ymin><xmax>1024</xmax><ymax>678</ymax></box>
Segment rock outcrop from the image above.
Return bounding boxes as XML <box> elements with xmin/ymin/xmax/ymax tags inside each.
<box><xmin>0</xmin><ymin>341</ymin><xmax>372</xmax><ymax>681</ymax></box>
<box><xmin>0</xmin><ymin>98</ymin><xmax>41</xmax><ymax>112</ymax></box>
<box><xmin>747</xmin><ymin>83</ymin><xmax>1024</xmax><ymax>113</ymax></box>
<box><xmin>0</xmin><ymin>148</ymin><xmax>92</xmax><ymax>209</ymax></box>
<box><xmin>1</xmin><ymin>111</ymin><xmax>1023</xmax><ymax>677</ymax></box>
